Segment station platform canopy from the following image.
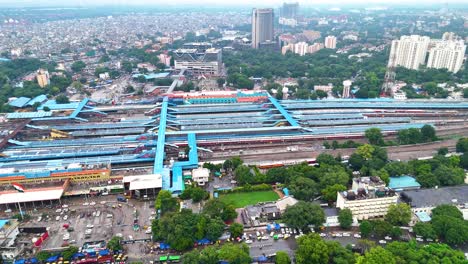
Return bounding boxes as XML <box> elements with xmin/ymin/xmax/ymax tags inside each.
<box><xmin>0</xmin><ymin>187</ymin><xmax>64</xmax><ymax>205</ymax></box>
<box><xmin>124</xmin><ymin>174</ymin><xmax>162</xmax><ymax>191</ymax></box>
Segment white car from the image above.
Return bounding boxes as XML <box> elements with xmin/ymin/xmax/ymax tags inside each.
<box><xmin>86</xmin><ymin>224</ymin><xmax>94</xmax><ymax>228</ymax></box>
<box><xmin>245</xmin><ymin>240</ymin><xmax>253</xmax><ymax>244</ymax></box>
<box><xmin>353</xmin><ymin>234</ymin><xmax>361</xmax><ymax>238</ymax></box>
<box><xmin>379</xmin><ymin>240</ymin><xmax>387</xmax><ymax>244</ymax></box>
<box><xmin>55</xmin><ymin>216</ymin><xmax>60</xmax><ymax>221</ymax></box>
<box><xmin>319</xmin><ymin>233</ymin><xmax>327</xmax><ymax>237</ymax></box>
<box><xmin>55</xmin><ymin>209</ymin><xmax>62</xmax><ymax>213</ymax></box>
<box><xmin>145</xmin><ymin>228</ymin><xmax>152</xmax><ymax>234</ymax></box>
<box><xmin>83</xmin><ymin>202</ymin><xmax>89</xmax><ymax>206</ymax></box>
<box><xmin>335</xmin><ymin>233</ymin><xmax>343</xmax><ymax>237</ymax></box>
<box><xmin>343</xmin><ymin>233</ymin><xmax>351</xmax><ymax>237</ymax></box>
<box><xmin>63</xmin><ymin>215</ymin><xmax>68</xmax><ymax>221</ymax></box>
<box><xmin>426</xmin><ymin>238</ymin><xmax>434</xmax><ymax>242</ymax></box>
<box><xmin>100</xmin><ymin>201</ymin><xmax>106</xmax><ymax>205</ymax></box>
<box><xmin>4</xmin><ymin>209</ymin><xmax>12</xmax><ymax>213</ymax></box>
<box><xmin>89</xmin><ymin>202</ymin><xmax>96</xmax><ymax>206</ymax></box>
<box><xmin>384</xmin><ymin>236</ymin><xmax>392</xmax><ymax>240</ymax></box>
<box><xmin>416</xmin><ymin>237</ymin><xmax>424</xmax><ymax>242</ymax></box>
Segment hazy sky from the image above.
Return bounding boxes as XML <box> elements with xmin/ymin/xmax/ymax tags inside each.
<box><xmin>0</xmin><ymin>0</ymin><xmax>464</xmax><ymax>7</ymax></box>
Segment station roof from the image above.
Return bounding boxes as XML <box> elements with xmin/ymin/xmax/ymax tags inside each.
<box><xmin>6</xmin><ymin>111</ymin><xmax>53</xmax><ymax>119</ymax></box>
<box><xmin>38</xmin><ymin>100</ymin><xmax>80</xmax><ymax>110</ymax></box>
<box><xmin>124</xmin><ymin>174</ymin><xmax>162</xmax><ymax>190</ymax></box>
<box><xmin>389</xmin><ymin>175</ymin><xmax>421</xmax><ymax>190</ymax></box>
<box><xmin>0</xmin><ymin>188</ymin><xmax>64</xmax><ymax>205</ymax></box>
<box><xmin>9</xmin><ymin>97</ymin><xmax>31</xmax><ymax>108</ymax></box>
<box><xmin>27</xmin><ymin>94</ymin><xmax>48</xmax><ymax>106</ymax></box>
<box><xmin>132</xmin><ymin>72</ymin><xmax>170</xmax><ymax>80</ymax></box>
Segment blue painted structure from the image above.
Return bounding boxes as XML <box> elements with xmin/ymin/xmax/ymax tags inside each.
<box><xmin>388</xmin><ymin>175</ymin><xmax>421</xmax><ymax>190</ymax></box>
<box><xmin>153</xmin><ymin>97</ymin><xmax>168</xmax><ymax>174</ymax></box>
<box><xmin>267</xmin><ymin>96</ymin><xmax>299</xmax><ymax>127</ymax></box>
<box><xmin>9</xmin><ymin>97</ymin><xmax>31</xmax><ymax>108</ymax></box>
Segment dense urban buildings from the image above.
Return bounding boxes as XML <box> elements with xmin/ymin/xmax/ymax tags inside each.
<box><xmin>251</xmin><ymin>8</ymin><xmax>275</xmax><ymax>49</ymax></box>
<box><xmin>427</xmin><ymin>40</ymin><xmax>466</xmax><ymax>73</ymax></box>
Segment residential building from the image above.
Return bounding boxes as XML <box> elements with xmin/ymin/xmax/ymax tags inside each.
<box><xmin>314</xmin><ymin>84</ymin><xmax>333</xmax><ymax>93</ymax></box>
<box><xmin>36</xmin><ymin>69</ymin><xmax>50</xmax><ymax>88</ymax></box>
<box><xmin>427</xmin><ymin>40</ymin><xmax>466</xmax><ymax>73</ymax></box>
<box><xmin>307</xmin><ymin>43</ymin><xmax>324</xmax><ymax>54</ymax></box>
<box><xmin>388</xmin><ymin>35</ymin><xmax>430</xmax><ymax>70</ymax></box>
<box><xmin>337</xmin><ymin>177</ymin><xmax>398</xmax><ymax>220</ymax></box>
<box><xmin>280</xmin><ymin>2</ymin><xmax>299</xmax><ymax>19</ymax></box>
<box><xmin>158</xmin><ymin>53</ymin><xmax>172</xmax><ymax>67</ymax></box>
<box><xmin>442</xmin><ymin>32</ymin><xmax>456</xmax><ymax>41</ymax></box>
<box><xmin>252</xmin><ymin>8</ymin><xmax>275</xmax><ymax>49</ymax></box>
<box><xmin>293</xmin><ymin>42</ymin><xmax>308</xmax><ymax>56</ymax></box>
<box><xmin>324</xmin><ymin>36</ymin><xmax>337</xmax><ymax>49</ymax></box>
<box><xmin>191</xmin><ymin>168</ymin><xmax>209</xmax><ymax>186</ymax></box>
<box><xmin>173</xmin><ymin>48</ymin><xmax>222</xmax><ymax>76</ymax></box>
<box><xmin>0</xmin><ymin>219</ymin><xmax>20</xmax><ymax>261</ymax></box>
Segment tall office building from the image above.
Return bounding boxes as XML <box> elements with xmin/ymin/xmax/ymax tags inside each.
<box><xmin>388</xmin><ymin>35</ymin><xmax>430</xmax><ymax>70</ymax></box>
<box><xmin>324</xmin><ymin>36</ymin><xmax>337</xmax><ymax>49</ymax></box>
<box><xmin>427</xmin><ymin>40</ymin><xmax>466</xmax><ymax>73</ymax></box>
<box><xmin>281</xmin><ymin>2</ymin><xmax>299</xmax><ymax>19</ymax></box>
<box><xmin>252</xmin><ymin>8</ymin><xmax>275</xmax><ymax>49</ymax></box>
<box><xmin>36</xmin><ymin>69</ymin><xmax>50</xmax><ymax>88</ymax></box>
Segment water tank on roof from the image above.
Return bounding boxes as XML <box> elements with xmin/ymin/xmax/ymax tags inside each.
<box><xmin>357</xmin><ymin>188</ymin><xmax>366</xmax><ymax>196</ymax></box>
<box><xmin>347</xmin><ymin>191</ymin><xmax>356</xmax><ymax>200</ymax></box>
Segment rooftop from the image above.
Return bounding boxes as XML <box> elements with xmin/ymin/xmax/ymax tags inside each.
<box><xmin>402</xmin><ymin>185</ymin><xmax>468</xmax><ymax>208</ymax></box>
<box><xmin>388</xmin><ymin>175</ymin><xmax>421</xmax><ymax>190</ymax></box>
<box><xmin>415</xmin><ymin>212</ymin><xmax>431</xmax><ymax>222</ymax></box>
<box><xmin>0</xmin><ymin>219</ymin><xmax>9</xmax><ymax>230</ymax></box>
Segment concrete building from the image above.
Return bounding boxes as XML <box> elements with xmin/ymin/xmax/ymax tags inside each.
<box><xmin>173</xmin><ymin>48</ymin><xmax>222</xmax><ymax>76</ymax></box>
<box><xmin>191</xmin><ymin>167</ymin><xmax>210</xmax><ymax>186</ymax></box>
<box><xmin>388</xmin><ymin>35</ymin><xmax>430</xmax><ymax>70</ymax></box>
<box><xmin>36</xmin><ymin>69</ymin><xmax>50</xmax><ymax>88</ymax></box>
<box><xmin>427</xmin><ymin>40</ymin><xmax>466</xmax><ymax>73</ymax></box>
<box><xmin>252</xmin><ymin>8</ymin><xmax>275</xmax><ymax>49</ymax></box>
<box><xmin>0</xmin><ymin>219</ymin><xmax>20</xmax><ymax>261</ymax></box>
<box><xmin>324</xmin><ymin>36</ymin><xmax>337</xmax><ymax>49</ymax></box>
<box><xmin>314</xmin><ymin>84</ymin><xmax>333</xmax><ymax>93</ymax></box>
<box><xmin>342</xmin><ymin>80</ymin><xmax>352</xmax><ymax>98</ymax></box>
<box><xmin>293</xmin><ymin>42</ymin><xmax>309</xmax><ymax>56</ymax></box>
<box><xmin>442</xmin><ymin>32</ymin><xmax>456</xmax><ymax>41</ymax></box>
<box><xmin>307</xmin><ymin>43</ymin><xmax>324</xmax><ymax>54</ymax></box>
<box><xmin>337</xmin><ymin>177</ymin><xmax>398</xmax><ymax>220</ymax></box>
<box><xmin>280</xmin><ymin>2</ymin><xmax>299</xmax><ymax>19</ymax></box>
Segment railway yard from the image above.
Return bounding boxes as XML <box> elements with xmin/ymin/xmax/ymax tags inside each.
<box><xmin>0</xmin><ymin>90</ymin><xmax>467</xmax><ymax>261</ymax></box>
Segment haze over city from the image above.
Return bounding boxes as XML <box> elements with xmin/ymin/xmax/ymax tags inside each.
<box><xmin>0</xmin><ymin>0</ymin><xmax>467</xmax><ymax>263</ymax></box>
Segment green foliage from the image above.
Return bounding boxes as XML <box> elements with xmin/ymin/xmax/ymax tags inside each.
<box><xmin>338</xmin><ymin>209</ymin><xmax>353</xmax><ymax>229</ymax></box>
<box><xmin>55</xmin><ymin>94</ymin><xmax>70</xmax><ymax>104</ymax></box>
<box><xmin>234</xmin><ymin>165</ymin><xmax>254</xmax><ymax>185</ymax></box>
<box><xmin>275</xmin><ymin>251</ymin><xmax>291</xmax><ymax>264</ymax></box>
<box><xmin>180</xmin><ymin>186</ymin><xmax>209</xmax><ymax>202</ymax></box>
<box><xmin>456</xmin><ymin>138</ymin><xmax>468</xmax><ymax>153</ymax></box>
<box><xmin>359</xmin><ymin>221</ymin><xmax>373</xmax><ymax>238</ymax></box>
<box><xmin>385</xmin><ymin>241</ymin><xmax>466</xmax><ymax>263</ymax></box>
<box><xmin>107</xmin><ymin>236</ymin><xmax>122</xmax><ymax>251</ymax></box>
<box><xmin>183</xmin><ymin>243</ymin><xmax>251</xmax><ymax>264</ymax></box>
<box><xmin>121</xmin><ymin>61</ymin><xmax>133</xmax><ymax>73</ymax></box>
<box><xmin>358</xmin><ymin>246</ymin><xmax>396</xmax><ymax>264</ymax></box>
<box><xmin>464</xmin><ymin>88</ymin><xmax>468</xmax><ymax>98</ymax></box>
<box><xmin>365</xmin><ymin>128</ymin><xmax>384</xmax><ymax>146</ymax></box>
<box><xmin>202</xmin><ymin>199</ymin><xmax>237</xmax><ymax>222</ymax></box>
<box><xmin>154</xmin><ymin>190</ymin><xmax>179</xmax><ymax>215</ymax></box>
<box><xmin>229</xmin><ymin>223</ymin><xmax>244</xmax><ymax>238</ymax></box>
<box><xmin>62</xmin><ymin>246</ymin><xmax>79</xmax><ymax>260</ymax></box>
<box><xmin>71</xmin><ymin>61</ymin><xmax>86</xmax><ymax>72</ymax></box>
<box><xmin>413</xmin><ymin>222</ymin><xmax>437</xmax><ymax>239</ymax></box>
<box><xmin>323</xmin><ymin>140</ymin><xmax>362</xmax><ymax>149</ymax></box>
<box><xmin>356</xmin><ymin>144</ymin><xmax>375</xmax><ymax>160</ymax></box>
<box><xmin>385</xmin><ymin>203</ymin><xmax>412</xmax><ymax>226</ymax></box>
<box><xmin>226</xmin><ymin>73</ymin><xmax>254</xmax><ymax>89</ymax></box>
<box><xmin>397</xmin><ymin>126</ymin><xmax>437</xmax><ymax>145</ymax></box>
<box><xmin>36</xmin><ymin>251</ymin><xmax>52</xmax><ymax>262</ymax></box>
<box><xmin>432</xmin><ymin>204</ymin><xmax>463</xmax><ymax>219</ymax></box>
<box><xmin>282</xmin><ymin>201</ymin><xmax>325</xmax><ymax>232</ymax></box>
<box><xmin>295</xmin><ymin>233</ymin><xmax>330</xmax><ymax>264</ymax></box>
<box><xmin>321</xmin><ymin>184</ymin><xmax>347</xmax><ymax>202</ymax></box>
<box><xmin>289</xmin><ymin>177</ymin><xmax>319</xmax><ymax>201</ymax></box>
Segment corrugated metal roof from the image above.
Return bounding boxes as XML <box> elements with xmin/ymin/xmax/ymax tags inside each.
<box><xmin>6</xmin><ymin>111</ymin><xmax>53</xmax><ymax>119</ymax></box>
<box><xmin>389</xmin><ymin>175</ymin><xmax>421</xmax><ymax>190</ymax></box>
<box><xmin>27</xmin><ymin>94</ymin><xmax>48</xmax><ymax>106</ymax></box>
<box><xmin>9</xmin><ymin>97</ymin><xmax>31</xmax><ymax>108</ymax></box>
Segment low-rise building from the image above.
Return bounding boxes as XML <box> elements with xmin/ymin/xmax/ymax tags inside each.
<box><xmin>0</xmin><ymin>219</ymin><xmax>20</xmax><ymax>261</ymax></box>
<box><xmin>337</xmin><ymin>177</ymin><xmax>398</xmax><ymax>220</ymax></box>
<box><xmin>191</xmin><ymin>168</ymin><xmax>210</xmax><ymax>186</ymax></box>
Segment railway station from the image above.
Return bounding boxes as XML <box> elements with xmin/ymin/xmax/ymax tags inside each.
<box><xmin>0</xmin><ymin>90</ymin><xmax>467</xmax><ymax>208</ymax></box>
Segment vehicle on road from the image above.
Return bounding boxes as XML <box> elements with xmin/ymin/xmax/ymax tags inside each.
<box><xmin>354</xmin><ymin>234</ymin><xmax>361</xmax><ymax>238</ymax></box>
<box><xmin>379</xmin><ymin>240</ymin><xmax>387</xmax><ymax>244</ymax></box>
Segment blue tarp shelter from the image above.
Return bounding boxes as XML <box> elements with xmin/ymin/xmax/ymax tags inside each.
<box><xmin>99</xmin><ymin>249</ymin><xmax>110</xmax><ymax>256</ymax></box>
<box><xmin>197</xmin><ymin>238</ymin><xmax>211</xmax><ymax>245</ymax></box>
<box><xmin>159</xmin><ymin>242</ymin><xmax>171</xmax><ymax>249</ymax></box>
<box><xmin>14</xmin><ymin>259</ymin><xmax>26</xmax><ymax>264</ymax></box>
<box><xmin>46</xmin><ymin>255</ymin><xmax>59</xmax><ymax>262</ymax></box>
<box><xmin>72</xmin><ymin>252</ymin><xmax>85</xmax><ymax>259</ymax></box>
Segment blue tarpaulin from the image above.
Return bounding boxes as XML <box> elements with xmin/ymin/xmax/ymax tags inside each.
<box><xmin>257</xmin><ymin>256</ymin><xmax>268</xmax><ymax>262</ymax></box>
<box><xmin>46</xmin><ymin>255</ymin><xmax>59</xmax><ymax>262</ymax></box>
<box><xmin>87</xmin><ymin>251</ymin><xmax>97</xmax><ymax>257</ymax></box>
<box><xmin>99</xmin><ymin>249</ymin><xmax>110</xmax><ymax>256</ymax></box>
<box><xmin>197</xmin><ymin>238</ymin><xmax>211</xmax><ymax>245</ymax></box>
<box><xmin>72</xmin><ymin>252</ymin><xmax>85</xmax><ymax>259</ymax></box>
<box><xmin>159</xmin><ymin>242</ymin><xmax>171</xmax><ymax>249</ymax></box>
<box><xmin>14</xmin><ymin>259</ymin><xmax>26</xmax><ymax>264</ymax></box>
<box><xmin>275</xmin><ymin>223</ymin><xmax>280</xmax><ymax>230</ymax></box>
<box><xmin>266</xmin><ymin>224</ymin><xmax>271</xmax><ymax>231</ymax></box>
<box><xmin>29</xmin><ymin>258</ymin><xmax>38</xmax><ymax>263</ymax></box>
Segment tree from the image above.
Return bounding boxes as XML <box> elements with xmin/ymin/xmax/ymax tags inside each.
<box><xmin>122</xmin><ymin>61</ymin><xmax>133</xmax><ymax>73</ymax></box>
<box><xmin>107</xmin><ymin>236</ymin><xmax>122</xmax><ymax>251</ymax></box>
<box><xmin>349</xmin><ymin>153</ymin><xmax>365</xmax><ymax>171</ymax></box>
<box><xmin>295</xmin><ymin>233</ymin><xmax>329</xmax><ymax>264</ymax></box>
<box><xmin>385</xmin><ymin>203</ymin><xmax>411</xmax><ymax>226</ymax></box>
<box><xmin>359</xmin><ymin>221</ymin><xmax>373</xmax><ymax>238</ymax></box>
<box><xmin>432</xmin><ymin>204</ymin><xmax>463</xmax><ymax>219</ymax></box>
<box><xmin>275</xmin><ymin>251</ymin><xmax>291</xmax><ymax>264</ymax></box>
<box><xmin>71</xmin><ymin>61</ymin><xmax>86</xmax><ymax>72</ymax></box>
<box><xmin>217</xmin><ymin>243</ymin><xmax>251</xmax><ymax>264</ymax></box>
<box><xmin>315</xmin><ymin>90</ymin><xmax>327</xmax><ymax>99</ymax></box>
<box><xmin>456</xmin><ymin>138</ymin><xmax>468</xmax><ymax>153</ymax></box>
<box><xmin>203</xmin><ymin>199</ymin><xmax>237</xmax><ymax>222</ymax></box>
<box><xmin>434</xmin><ymin>165</ymin><xmax>464</xmax><ymax>186</ymax></box>
<box><xmin>356</xmin><ymin>144</ymin><xmax>375</xmax><ymax>160</ymax></box>
<box><xmin>217</xmin><ymin>78</ymin><xmax>225</xmax><ymax>87</ymax></box>
<box><xmin>358</xmin><ymin>247</ymin><xmax>396</xmax><ymax>264</ymax></box>
<box><xmin>372</xmin><ymin>220</ymin><xmax>393</xmax><ymax>238</ymax></box>
<box><xmin>437</xmin><ymin>147</ymin><xmax>449</xmax><ymax>156</ymax></box>
<box><xmin>282</xmin><ymin>201</ymin><xmax>325</xmax><ymax>231</ymax></box>
<box><xmin>56</xmin><ymin>94</ymin><xmax>70</xmax><ymax>104</ymax></box>
<box><xmin>36</xmin><ymin>251</ymin><xmax>52</xmax><ymax>262</ymax></box>
<box><xmin>316</xmin><ymin>153</ymin><xmax>339</xmax><ymax>166</ymax></box>
<box><xmin>289</xmin><ymin>177</ymin><xmax>319</xmax><ymax>201</ymax></box>
<box><xmin>155</xmin><ymin>190</ymin><xmax>179</xmax><ymax>215</ymax></box>
<box><xmin>464</xmin><ymin>88</ymin><xmax>468</xmax><ymax>98</ymax></box>
<box><xmin>229</xmin><ymin>223</ymin><xmax>244</xmax><ymax>238</ymax></box>
<box><xmin>205</xmin><ymin>217</ymin><xmax>225</xmax><ymax>241</ymax></box>
<box><xmin>234</xmin><ymin>165</ymin><xmax>254</xmax><ymax>185</ymax></box>
<box><xmin>62</xmin><ymin>246</ymin><xmax>79</xmax><ymax>260</ymax></box>
<box><xmin>321</xmin><ymin>184</ymin><xmax>347</xmax><ymax>202</ymax></box>
<box><xmin>338</xmin><ymin>209</ymin><xmax>353</xmax><ymax>229</ymax></box>
<box><xmin>413</xmin><ymin>222</ymin><xmax>437</xmax><ymax>239</ymax></box>
<box><xmin>460</xmin><ymin>153</ymin><xmax>468</xmax><ymax>169</ymax></box>
<box><xmin>421</xmin><ymin>124</ymin><xmax>437</xmax><ymax>142</ymax></box>
<box><xmin>365</xmin><ymin>128</ymin><xmax>384</xmax><ymax>146</ymax></box>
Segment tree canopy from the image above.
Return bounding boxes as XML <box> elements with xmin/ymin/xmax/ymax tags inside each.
<box><xmin>282</xmin><ymin>201</ymin><xmax>325</xmax><ymax>232</ymax></box>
